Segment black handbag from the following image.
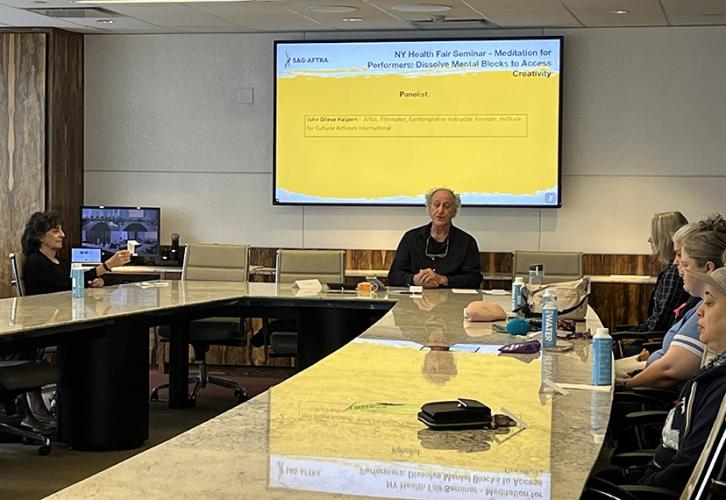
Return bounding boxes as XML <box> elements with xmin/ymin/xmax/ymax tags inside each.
<box><xmin>417</xmin><ymin>398</ymin><xmax>492</xmax><ymax>430</ymax></box>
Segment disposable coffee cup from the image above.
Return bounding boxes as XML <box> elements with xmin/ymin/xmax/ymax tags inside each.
<box><xmin>127</xmin><ymin>240</ymin><xmax>140</xmax><ymax>256</ymax></box>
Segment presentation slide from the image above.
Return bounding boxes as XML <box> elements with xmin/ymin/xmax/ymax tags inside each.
<box><xmin>274</xmin><ymin>37</ymin><xmax>562</xmax><ymax>207</ymax></box>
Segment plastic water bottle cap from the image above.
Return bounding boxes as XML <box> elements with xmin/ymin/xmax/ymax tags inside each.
<box><xmin>514</xmin><ymin>276</ymin><xmax>524</xmax><ymax>285</ymax></box>
<box><xmin>71</xmin><ymin>263</ymin><xmax>83</xmax><ymax>270</ymax></box>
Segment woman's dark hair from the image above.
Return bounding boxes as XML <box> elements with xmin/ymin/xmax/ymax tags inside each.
<box><xmin>21</xmin><ymin>210</ymin><xmax>63</xmax><ymax>256</ymax></box>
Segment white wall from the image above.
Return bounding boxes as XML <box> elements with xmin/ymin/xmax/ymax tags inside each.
<box><xmin>84</xmin><ymin>27</ymin><xmax>726</xmax><ymax>254</ymax></box>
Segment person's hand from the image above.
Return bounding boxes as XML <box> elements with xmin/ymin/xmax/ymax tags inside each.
<box><xmin>414</xmin><ymin>269</ymin><xmax>440</xmax><ymax>288</ymax></box>
<box><xmin>88</xmin><ymin>278</ymin><xmax>104</xmax><ymax>288</ymax></box>
<box><xmin>106</xmin><ymin>250</ymin><xmax>131</xmax><ymax>269</ymax></box>
<box><xmin>636</xmin><ymin>348</ymin><xmax>650</xmax><ymax>362</ymax></box>
<box><xmin>614</xmin><ymin>378</ymin><xmax>630</xmax><ymax>391</ymax></box>
<box><xmin>420</xmin><ymin>269</ymin><xmax>449</xmax><ymax>288</ymax></box>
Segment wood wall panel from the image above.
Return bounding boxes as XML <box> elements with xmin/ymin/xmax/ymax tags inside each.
<box><xmin>590</xmin><ymin>282</ymin><xmax>656</xmax><ymax>331</ymax></box>
<box><xmin>46</xmin><ymin>29</ymin><xmax>83</xmax><ymax>254</ymax></box>
<box><xmin>249</xmin><ymin>248</ymin><xmax>662</xmax><ymax>279</ymax></box>
<box><xmin>0</xmin><ymin>33</ymin><xmax>46</xmax><ymax>298</ymax></box>
<box><xmin>0</xmin><ymin>29</ymin><xmax>83</xmax><ymax>298</ymax></box>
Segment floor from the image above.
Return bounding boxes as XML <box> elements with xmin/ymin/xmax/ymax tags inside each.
<box><xmin>0</xmin><ymin>367</ymin><xmax>290</xmax><ymax>500</ymax></box>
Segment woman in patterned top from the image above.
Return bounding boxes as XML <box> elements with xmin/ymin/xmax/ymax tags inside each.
<box><xmin>636</xmin><ymin>211</ymin><xmax>691</xmax><ymax>333</ymax></box>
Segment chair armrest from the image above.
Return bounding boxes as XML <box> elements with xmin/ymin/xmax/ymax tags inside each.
<box><xmin>614</xmin><ymin>392</ymin><xmax>673</xmax><ymax>411</ymax></box>
<box><xmin>615</xmin><ymin>324</ymin><xmax>639</xmax><ymax>331</ymax></box>
<box><xmin>624</xmin><ymin>410</ymin><xmax>668</xmax><ymax>425</ymax></box>
<box><xmin>611</xmin><ymin>450</ymin><xmax>655</xmax><ymax>467</ymax></box>
<box><xmin>630</xmin><ymin>387</ymin><xmax>678</xmax><ymax>402</ymax></box>
<box><xmin>611</xmin><ymin>330</ymin><xmax>665</xmax><ymax>341</ymax></box>
<box><xmin>620</xmin><ymin>485</ymin><xmax>680</xmax><ymax>499</ymax></box>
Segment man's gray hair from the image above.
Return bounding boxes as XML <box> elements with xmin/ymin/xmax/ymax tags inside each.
<box><xmin>424</xmin><ymin>187</ymin><xmax>462</xmax><ymax>213</ymax></box>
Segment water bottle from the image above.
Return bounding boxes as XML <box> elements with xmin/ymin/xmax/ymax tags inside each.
<box><xmin>592</xmin><ymin>327</ymin><xmax>613</xmax><ymax>385</ymax></box>
<box><xmin>511</xmin><ymin>276</ymin><xmax>525</xmax><ymax>313</ymax></box>
<box><xmin>71</xmin><ymin>263</ymin><xmax>85</xmax><ymax>298</ymax></box>
<box><xmin>591</xmin><ymin>390</ymin><xmax>610</xmax><ymax>443</ymax></box>
<box><xmin>528</xmin><ymin>264</ymin><xmax>544</xmax><ymax>285</ymax></box>
<box><xmin>541</xmin><ymin>287</ymin><xmax>557</xmax><ymax>349</ymax></box>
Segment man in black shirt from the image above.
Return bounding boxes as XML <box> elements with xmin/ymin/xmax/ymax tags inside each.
<box><xmin>389</xmin><ymin>188</ymin><xmax>481</xmax><ymax>289</ymax></box>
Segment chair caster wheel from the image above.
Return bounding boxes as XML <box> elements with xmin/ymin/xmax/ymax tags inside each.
<box><xmin>235</xmin><ymin>389</ymin><xmax>249</xmax><ymax>403</ymax></box>
<box><xmin>38</xmin><ymin>445</ymin><xmax>51</xmax><ymax>455</ymax></box>
<box><xmin>150</xmin><ymin>392</ymin><xmax>159</xmax><ymax>402</ymax></box>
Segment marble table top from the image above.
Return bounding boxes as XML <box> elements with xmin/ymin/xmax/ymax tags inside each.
<box><xmin>27</xmin><ymin>284</ymin><xmax>611</xmax><ymax>500</ymax></box>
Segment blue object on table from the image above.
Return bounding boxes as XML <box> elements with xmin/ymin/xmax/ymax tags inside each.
<box><xmin>506</xmin><ymin>317</ymin><xmax>530</xmax><ymax>335</ymax></box>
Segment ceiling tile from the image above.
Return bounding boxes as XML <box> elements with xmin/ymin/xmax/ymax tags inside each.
<box><xmin>483</xmin><ymin>8</ymin><xmax>581</xmax><ymax>27</ymax></box>
<box><xmin>563</xmin><ymin>0</ymin><xmax>667</xmax><ymax>27</ymax></box>
<box><xmin>661</xmin><ymin>0</ymin><xmax>726</xmax><ymax>16</ymax></box>
<box><xmin>103</xmin><ymin>4</ymin><xmax>232</xmax><ymax>26</ymax></box>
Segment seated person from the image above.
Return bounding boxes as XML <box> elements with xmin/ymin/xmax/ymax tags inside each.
<box><xmin>617</xmin><ymin>217</ymin><xmax>726</xmax><ymax>390</ymax></box>
<box><xmin>388</xmin><ymin>188</ymin><xmax>481</xmax><ymax>289</ymax></box>
<box><xmin>598</xmin><ymin>265</ymin><xmax>726</xmax><ymax>492</ymax></box>
<box><xmin>615</xmin><ymin>219</ymin><xmax>699</xmax><ymax>377</ymax></box>
<box><xmin>21</xmin><ymin>210</ymin><xmax>130</xmax><ymax>296</ymax></box>
<box><xmin>634</xmin><ymin>211</ymin><xmax>690</xmax><ymax>332</ymax></box>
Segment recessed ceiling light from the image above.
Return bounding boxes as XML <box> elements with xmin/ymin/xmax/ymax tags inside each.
<box><xmin>608</xmin><ymin>9</ymin><xmax>629</xmax><ymax>15</ymax></box>
<box><xmin>96</xmin><ymin>18</ymin><xmax>114</xmax><ymax>23</ymax></box>
<box><xmin>342</xmin><ymin>17</ymin><xmax>364</xmax><ymax>22</ymax></box>
<box><xmin>306</xmin><ymin>5</ymin><xmax>357</xmax><ymax>14</ymax></box>
<box><xmin>390</xmin><ymin>3</ymin><xmax>452</xmax><ymax>13</ymax></box>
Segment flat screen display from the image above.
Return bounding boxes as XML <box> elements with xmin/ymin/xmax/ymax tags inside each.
<box><xmin>274</xmin><ymin>37</ymin><xmax>563</xmax><ymax>207</ymax></box>
<box><xmin>71</xmin><ymin>248</ymin><xmax>102</xmax><ymax>264</ymax></box>
<box><xmin>81</xmin><ymin>206</ymin><xmax>161</xmax><ymax>257</ymax></box>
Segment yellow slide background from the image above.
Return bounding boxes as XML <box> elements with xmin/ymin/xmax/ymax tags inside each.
<box><xmin>269</xmin><ymin>341</ymin><xmax>552</xmax><ymax>474</ymax></box>
<box><xmin>276</xmin><ymin>70</ymin><xmax>559</xmax><ymax>200</ymax></box>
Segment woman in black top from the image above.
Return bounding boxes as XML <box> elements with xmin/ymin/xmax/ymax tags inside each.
<box><xmin>21</xmin><ymin>210</ymin><xmax>131</xmax><ymax>296</ymax></box>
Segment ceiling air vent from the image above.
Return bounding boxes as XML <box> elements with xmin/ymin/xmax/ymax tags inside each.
<box><xmin>27</xmin><ymin>7</ymin><xmax>119</xmax><ymax>19</ymax></box>
<box><xmin>410</xmin><ymin>17</ymin><xmax>495</xmax><ymax>30</ymax></box>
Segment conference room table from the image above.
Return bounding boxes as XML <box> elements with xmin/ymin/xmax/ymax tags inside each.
<box><xmin>1</xmin><ymin>281</ymin><xmax>614</xmax><ymax>499</ymax></box>
<box><xmin>0</xmin><ymin>281</ymin><xmax>391</xmax><ymax>449</ymax></box>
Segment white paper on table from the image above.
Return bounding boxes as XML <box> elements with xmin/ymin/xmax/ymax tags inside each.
<box><xmin>482</xmin><ymin>289</ymin><xmax>509</xmax><ymax>295</ymax></box>
<box><xmin>452</xmin><ymin>289</ymin><xmax>479</xmax><ymax>294</ymax></box>
<box><xmin>292</xmin><ymin>279</ymin><xmax>322</xmax><ymax>292</ymax></box>
<box><xmin>137</xmin><ymin>281</ymin><xmax>171</xmax><ymax>289</ymax></box>
<box><xmin>557</xmin><ymin>382</ymin><xmax>611</xmax><ymax>392</ymax></box>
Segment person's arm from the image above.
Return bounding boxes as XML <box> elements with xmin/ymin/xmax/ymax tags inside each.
<box><xmin>443</xmin><ymin>238</ymin><xmax>481</xmax><ymax>289</ymax></box>
<box><xmin>92</xmin><ymin>250</ymin><xmax>131</xmax><ymax>278</ymax></box>
<box><xmin>623</xmin><ymin>345</ymin><xmax>703</xmax><ymax>389</ymax></box>
<box><xmin>638</xmin><ymin>266</ymin><xmax>687</xmax><ymax>332</ymax></box>
<box><xmin>388</xmin><ymin>234</ymin><xmax>415</xmax><ymax>286</ymax></box>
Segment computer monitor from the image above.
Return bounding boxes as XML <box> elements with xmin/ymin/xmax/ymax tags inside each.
<box><xmin>81</xmin><ymin>206</ymin><xmax>161</xmax><ymax>257</ymax></box>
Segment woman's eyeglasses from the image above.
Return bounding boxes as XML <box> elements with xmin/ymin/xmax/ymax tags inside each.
<box><xmin>425</xmin><ymin>237</ymin><xmax>449</xmax><ymax>259</ymax></box>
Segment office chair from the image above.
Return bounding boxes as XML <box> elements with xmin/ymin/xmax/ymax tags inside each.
<box><xmin>8</xmin><ymin>252</ymin><xmax>58</xmax><ymax>416</ymax></box>
<box><xmin>150</xmin><ymin>243</ymin><xmax>250</xmax><ymax>403</ymax></box>
<box><xmin>0</xmin><ymin>360</ymin><xmax>57</xmax><ymax>455</ymax></box>
<box><xmin>512</xmin><ymin>250</ymin><xmax>583</xmax><ymax>284</ymax></box>
<box><xmin>9</xmin><ymin>252</ymin><xmax>26</xmax><ymax>297</ymax></box>
<box><xmin>584</xmin><ymin>393</ymin><xmax>726</xmax><ymax>500</ymax></box>
<box><xmin>260</xmin><ymin>249</ymin><xmax>345</xmax><ymax>358</ymax></box>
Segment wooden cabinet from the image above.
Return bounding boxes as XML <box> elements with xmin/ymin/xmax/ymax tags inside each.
<box><xmin>0</xmin><ymin>29</ymin><xmax>83</xmax><ymax>298</ymax></box>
